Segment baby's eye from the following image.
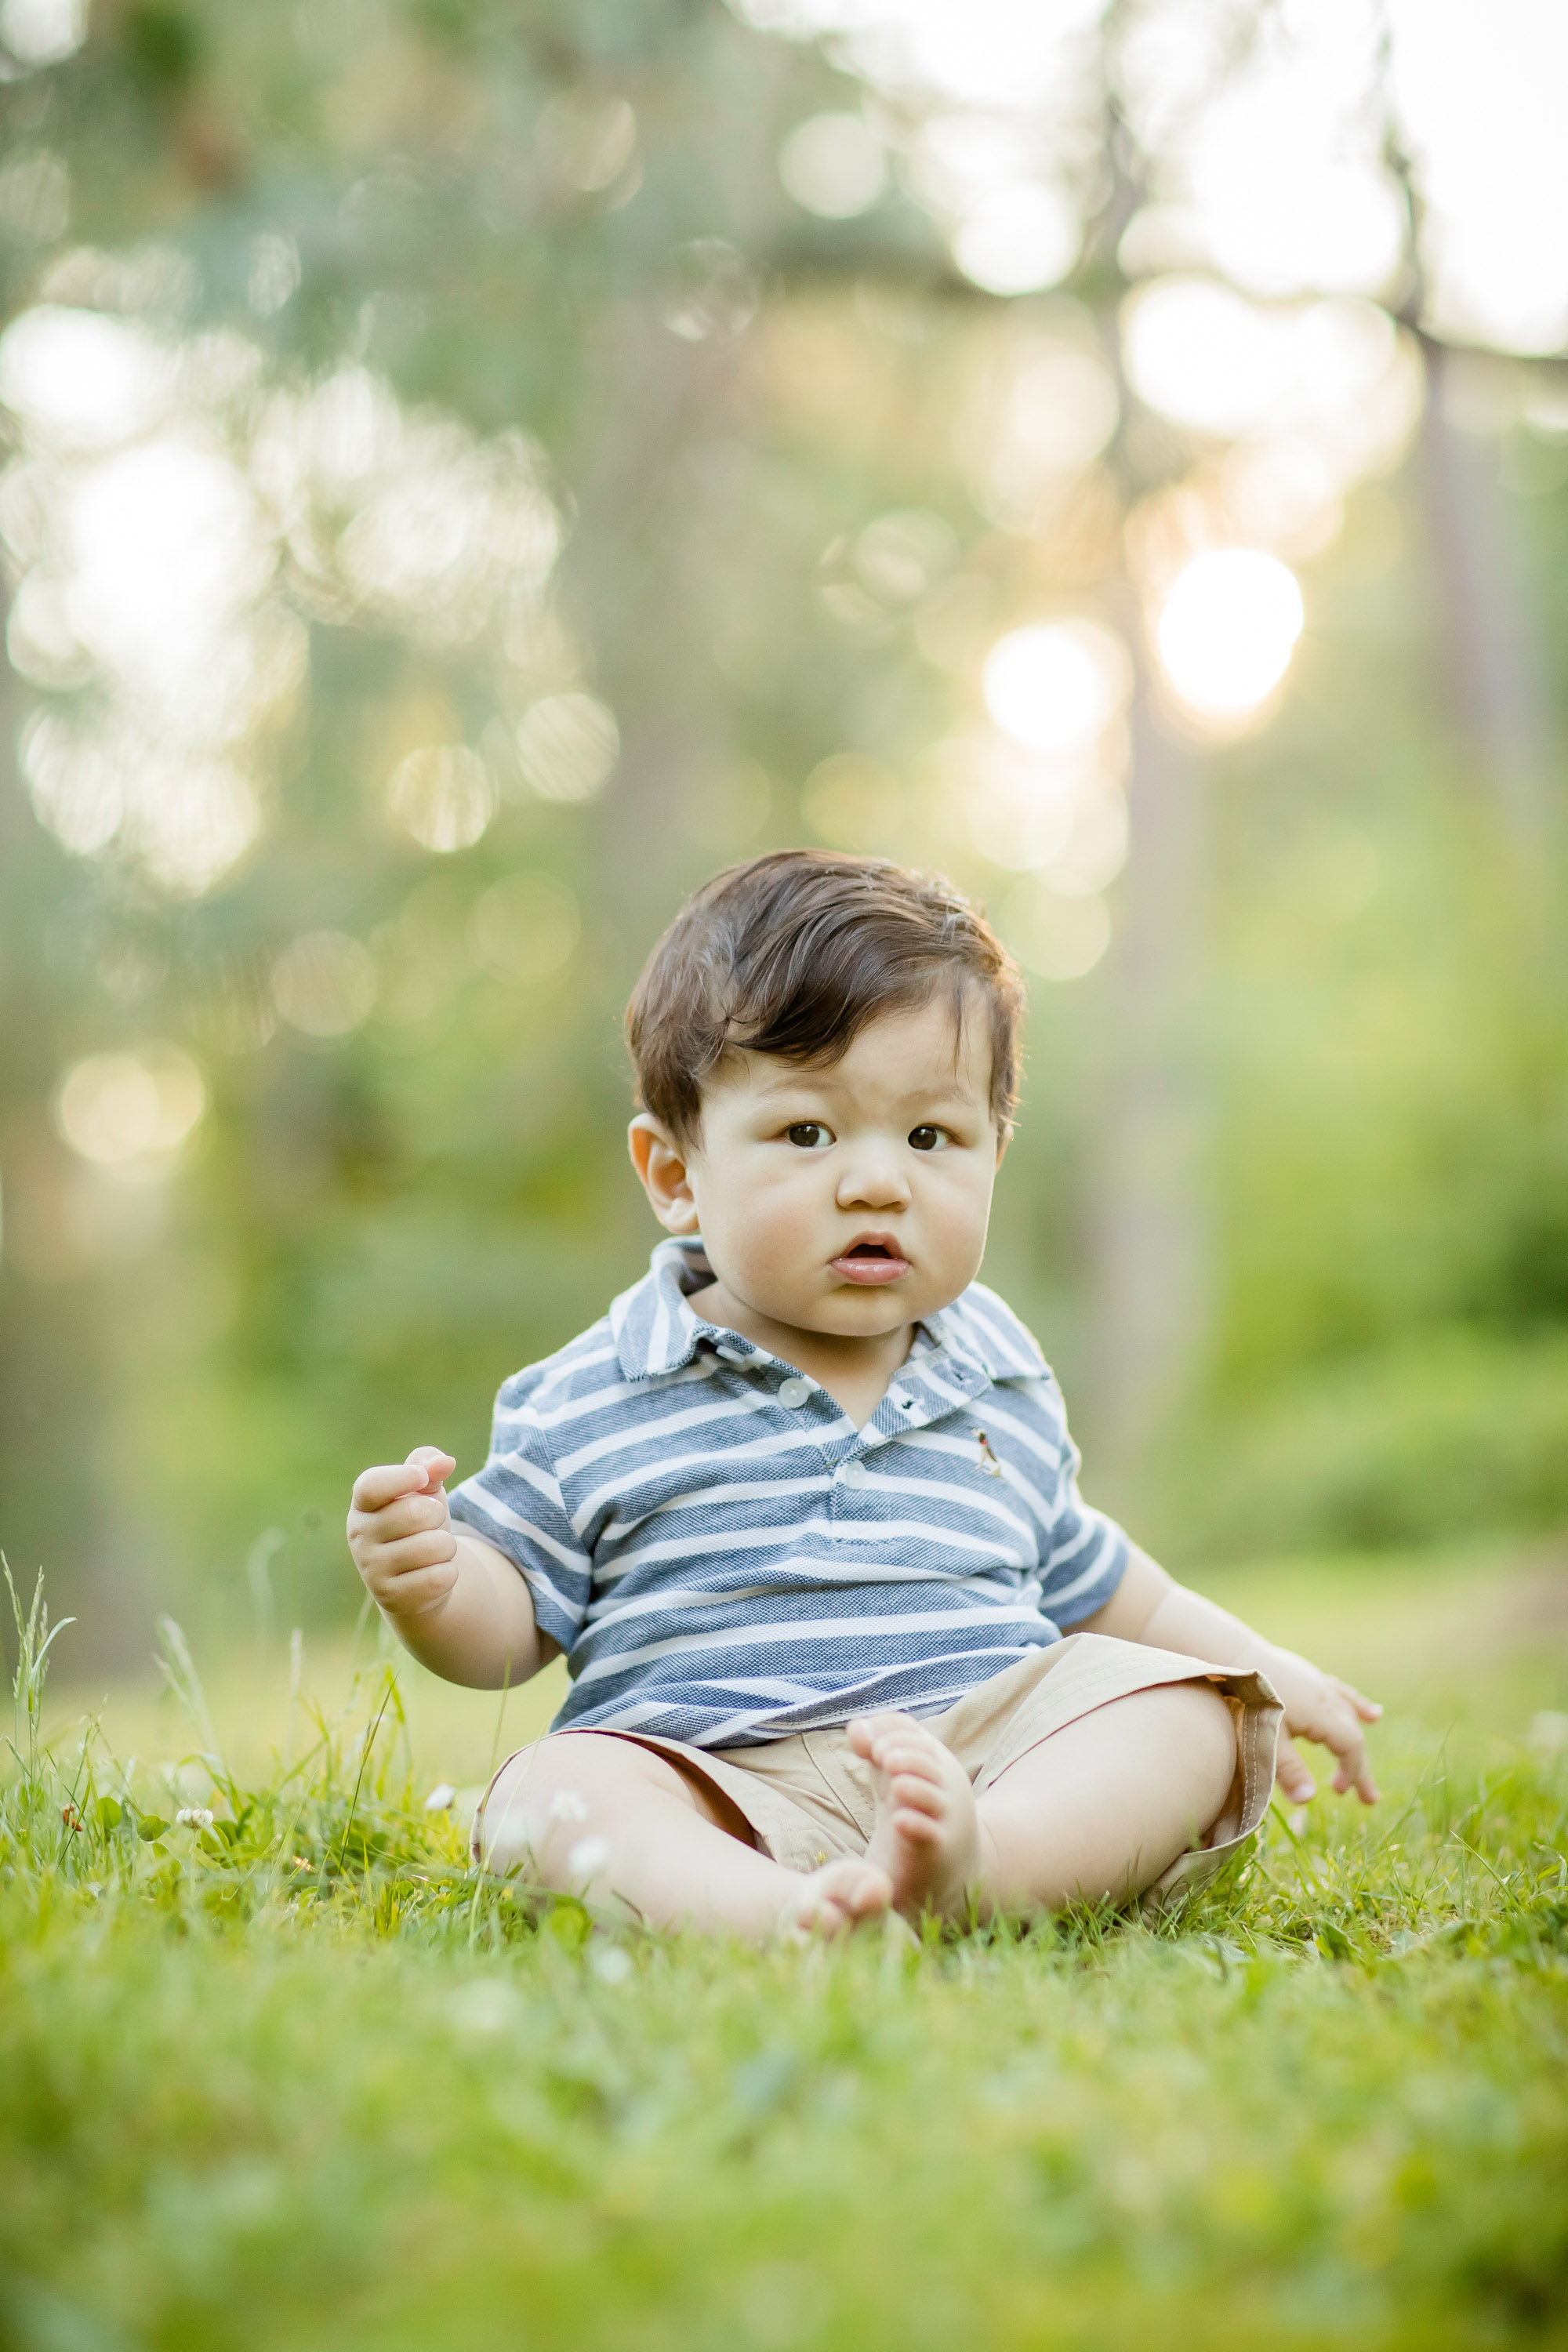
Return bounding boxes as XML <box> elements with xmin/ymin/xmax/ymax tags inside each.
<box><xmin>785</xmin><ymin>1121</ymin><xmax>833</xmax><ymax>1149</ymax></box>
<box><xmin>908</xmin><ymin>1125</ymin><xmax>949</xmax><ymax>1152</ymax></box>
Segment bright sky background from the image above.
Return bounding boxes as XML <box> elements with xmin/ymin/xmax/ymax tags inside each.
<box><xmin>759</xmin><ymin>0</ymin><xmax>1568</xmax><ymax>356</ymax></box>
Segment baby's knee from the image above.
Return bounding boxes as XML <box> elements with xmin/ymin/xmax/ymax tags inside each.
<box><xmin>1163</xmin><ymin>1679</ymin><xmax>1239</xmax><ymax>1822</ymax></box>
<box><xmin>472</xmin><ymin>1736</ymin><xmax>601</xmax><ymax>1875</ymax></box>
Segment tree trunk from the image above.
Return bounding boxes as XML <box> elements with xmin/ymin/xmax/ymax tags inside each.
<box><xmin>1084</xmin><ymin>643</ymin><xmax>1209</xmax><ymax>1490</ymax></box>
<box><xmin>1417</xmin><ymin>338</ymin><xmax>1557</xmax><ymax>851</ymax></box>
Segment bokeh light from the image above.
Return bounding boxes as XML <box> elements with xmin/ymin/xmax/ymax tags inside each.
<box><xmin>247</xmin><ymin>233</ymin><xmax>301</xmax><ymax>318</ymax></box>
<box><xmin>1047</xmin><ymin>785</ymin><xmax>1129</xmax><ymax>897</ymax></box>
<box><xmin>1216</xmin><ymin>437</ymin><xmax>1345</xmax><ymax>562</ymax></box>
<box><xmin>1002</xmin><ymin>879</ymin><xmax>1112</xmax><ymax>982</ymax></box>
<box><xmin>124</xmin><ymin>758</ymin><xmax>263</xmax><ymax>899</ymax></box>
<box><xmin>514</xmin><ymin>692</ymin><xmax>619</xmax><ymax>802</ymax></box>
<box><xmin>387</xmin><ymin>747</ymin><xmax>495</xmax><ymax>854</ymax></box>
<box><xmin>779</xmin><ymin>113</ymin><xmax>887</xmax><ymax>217</ymax></box>
<box><xmin>537</xmin><ymin>92</ymin><xmax>638</xmax><ymax>194</ymax></box>
<box><xmin>1120</xmin><ymin>281</ymin><xmax>1404</xmax><ymax>448</ymax></box>
<box><xmin>65</xmin><ymin>438</ymin><xmax>274</xmax><ymax>700</ymax></box>
<box><xmin>0</xmin><ymin>0</ymin><xmax>85</xmax><ymax>63</ymax></box>
<box><xmin>20</xmin><ymin>712</ymin><xmax>122</xmax><ymax>856</ymax></box>
<box><xmin>982</xmin><ymin>619</ymin><xmax>1131</xmax><ymax>754</ymax></box>
<box><xmin>836</xmin><ymin>0</ymin><xmax>1107</xmax><ymax>111</ymax></box>
<box><xmin>54</xmin><ymin>1045</ymin><xmax>206</xmax><ymax>1166</ymax></box>
<box><xmin>1187</xmin><ymin>65</ymin><xmax>1406</xmax><ymax>299</ymax></box>
<box><xmin>956</xmin><ymin>326</ymin><xmax>1120</xmax><ymax>534</ymax></box>
<box><xmin>907</xmin><ymin>111</ymin><xmax>1035</xmax><ymax>215</ymax></box>
<box><xmin>951</xmin><ymin>184</ymin><xmax>1080</xmax><ymax>297</ymax></box>
<box><xmin>1000</xmin><ymin>343</ymin><xmax>1119</xmax><ymax>472</ymax></box>
<box><xmin>0</xmin><ymin>307</ymin><xmax>174</xmax><ymax>448</ymax></box>
<box><xmin>662</xmin><ymin>241</ymin><xmax>758</xmax><ymax>343</ymax></box>
<box><xmin>271</xmin><ymin>933</ymin><xmax>378</xmax><ymax>1040</ymax></box>
<box><xmin>852</xmin><ymin>510</ymin><xmax>956</xmax><ymax>604</ymax></box>
<box><xmin>968</xmin><ymin>781</ymin><xmax>1073</xmax><ymax>874</ymax></box>
<box><xmin>925</xmin><ymin>734</ymin><xmax>1073</xmax><ymax>874</ymax></box>
<box><xmin>1155</xmin><ymin>550</ymin><xmax>1305</xmax><ymax>719</ymax></box>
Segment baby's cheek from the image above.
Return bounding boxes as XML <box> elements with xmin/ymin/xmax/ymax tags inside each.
<box><xmin>735</xmin><ymin>1210</ymin><xmax>815</xmax><ymax>1298</ymax></box>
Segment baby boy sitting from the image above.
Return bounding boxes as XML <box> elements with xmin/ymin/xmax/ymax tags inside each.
<box><xmin>348</xmin><ymin>851</ymin><xmax>1379</xmax><ymax>1939</ymax></box>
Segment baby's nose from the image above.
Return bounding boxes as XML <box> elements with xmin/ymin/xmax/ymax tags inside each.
<box><xmin>836</xmin><ymin>1152</ymin><xmax>910</xmax><ymax>1208</ymax></box>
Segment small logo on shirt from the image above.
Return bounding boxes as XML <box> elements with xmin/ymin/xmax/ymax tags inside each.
<box><xmin>975</xmin><ymin>1430</ymin><xmax>1004</xmax><ymax>1478</ymax></box>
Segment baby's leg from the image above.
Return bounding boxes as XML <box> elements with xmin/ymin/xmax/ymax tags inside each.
<box><xmin>848</xmin><ymin>1681</ymin><xmax>1236</xmax><ymax>1922</ymax></box>
<box><xmin>475</xmin><ymin>1731</ymin><xmax>892</xmax><ymax>1943</ymax></box>
<box><xmin>977</xmin><ymin>1680</ymin><xmax>1237</xmax><ymax>1911</ymax></box>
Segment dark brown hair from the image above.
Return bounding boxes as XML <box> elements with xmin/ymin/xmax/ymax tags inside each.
<box><xmin>626</xmin><ymin>850</ymin><xmax>1025</xmax><ymax>1143</ymax></box>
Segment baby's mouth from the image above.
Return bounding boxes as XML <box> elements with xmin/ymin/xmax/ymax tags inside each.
<box><xmin>830</xmin><ymin>1236</ymin><xmax>911</xmax><ymax>1287</ymax></box>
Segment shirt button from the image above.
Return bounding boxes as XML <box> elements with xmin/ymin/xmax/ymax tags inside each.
<box><xmin>837</xmin><ymin>1459</ymin><xmax>866</xmax><ymax>1487</ymax></box>
<box><xmin>779</xmin><ymin>1376</ymin><xmax>811</xmax><ymax>1407</ymax></box>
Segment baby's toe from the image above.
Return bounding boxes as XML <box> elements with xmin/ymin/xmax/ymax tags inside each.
<box><xmin>893</xmin><ymin>1813</ymin><xmax>943</xmax><ymax>1849</ymax></box>
<box><xmin>841</xmin><ymin>1861</ymin><xmax>894</xmax><ymax>1916</ymax></box>
<box><xmin>849</xmin><ymin>1710</ymin><xmax>920</xmax><ymax>1758</ymax></box>
<box><xmin>873</xmin><ymin>1738</ymin><xmax>941</xmax><ymax>1783</ymax></box>
<box><xmin>891</xmin><ymin>1785</ymin><xmax>943</xmax><ymax>1821</ymax></box>
<box><xmin>778</xmin><ymin>1857</ymin><xmax>891</xmax><ymax>1943</ymax></box>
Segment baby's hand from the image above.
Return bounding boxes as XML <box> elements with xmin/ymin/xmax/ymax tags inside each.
<box><xmin>347</xmin><ymin>1446</ymin><xmax>460</xmax><ymax>1620</ymax></box>
<box><xmin>1257</xmin><ymin>1642</ymin><xmax>1382</xmax><ymax>1806</ymax></box>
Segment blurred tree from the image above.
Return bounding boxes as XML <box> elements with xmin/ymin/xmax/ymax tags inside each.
<box><xmin>1</xmin><ymin>0</ymin><xmax>1565</xmax><ymax>1657</ymax></box>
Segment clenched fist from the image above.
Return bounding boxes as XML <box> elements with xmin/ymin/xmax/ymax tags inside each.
<box><xmin>347</xmin><ymin>1446</ymin><xmax>461</xmax><ymax>1621</ymax></box>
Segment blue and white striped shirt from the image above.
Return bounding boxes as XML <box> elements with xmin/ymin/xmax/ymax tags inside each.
<box><xmin>449</xmin><ymin>1237</ymin><xmax>1130</xmax><ymax>1749</ymax></box>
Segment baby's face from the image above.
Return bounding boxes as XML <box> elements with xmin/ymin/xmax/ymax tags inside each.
<box><xmin>648</xmin><ymin>993</ymin><xmax>1003</xmax><ymax>1343</ymax></box>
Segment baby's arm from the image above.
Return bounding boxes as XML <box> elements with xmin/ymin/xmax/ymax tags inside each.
<box><xmin>347</xmin><ymin>1446</ymin><xmax>556</xmax><ymax>1689</ymax></box>
<box><xmin>1079</xmin><ymin>1548</ymin><xmax>1382</xmax><ymax>1805</ymax></box>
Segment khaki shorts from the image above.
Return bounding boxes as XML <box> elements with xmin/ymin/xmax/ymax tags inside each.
<box><xmin>477</xmin><ymin>1634</ymin><xmax>1283</xmax><ymax>1918</ymax></box>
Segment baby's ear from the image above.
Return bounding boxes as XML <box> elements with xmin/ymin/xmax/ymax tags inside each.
<box><xmin>628</xmin><ymin>1113</ymin><xmax>700</xmax><ymax>1232</ymax></box>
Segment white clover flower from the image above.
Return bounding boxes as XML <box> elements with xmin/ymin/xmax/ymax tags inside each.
<box><xmin>423</xmin><ymin>1782</ymin><xmax>458</xmax><ymax>1812</ymax></box>
<box><xmin>547</xmin><ymin>1788</ymin><xmax>590</xmax><ymax>1824</ymax></box>
<box><xmin>447</xmin><ymin>1980</ymin><xmax>521</xmax><ymax>2038</ymax></box>
<box><xmin>176</xmin><ymin>1806</ymin><xmax>215</xmax><ymax>1830</ymax></box>
<box><xmin>566</xmin><ymin>1836</ymin><xmax>611</xmax><ymax>1882</ymax></box>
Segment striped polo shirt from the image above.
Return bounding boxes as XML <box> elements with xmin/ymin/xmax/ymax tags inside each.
<box><xmin>448</xmin><ymin>1236</ymin><xmax>1130</xmax><ymax>1750</ymax></box>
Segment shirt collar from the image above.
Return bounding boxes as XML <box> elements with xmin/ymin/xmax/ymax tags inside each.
<box><xmin>608</xmin><ymin>1236</ymin><xmax>726</xmax><ymax>1381</ymax></box>
<box><xmin>608</xmin><ymin>1236</ymin><xmax>1046</xmax><ymax>1388</ymax></box>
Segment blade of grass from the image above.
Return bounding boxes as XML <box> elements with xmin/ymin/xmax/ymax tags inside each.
<box><xmin>336</xmin><ymin>1674</ymin><xmax>397</xmax><ymax>1877</ymax></box>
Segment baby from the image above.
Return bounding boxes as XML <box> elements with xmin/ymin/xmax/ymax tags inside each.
<box><xmin>348</xmin><ymin>851</ymin><xmax>1380</xmax><ymax>1940</ymax></box>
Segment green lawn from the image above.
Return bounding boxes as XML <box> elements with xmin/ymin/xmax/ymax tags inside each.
<box><xmin>3</xmin><ymin>1544</ymin><xmax>1566</xmax><ymax>2352</ymax></box>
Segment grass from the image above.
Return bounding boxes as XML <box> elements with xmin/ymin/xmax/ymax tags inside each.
<box><xmin>2</xmin><ymin>1545</ymin><xmax>1566</xmax><ymax>2351</ymax></box>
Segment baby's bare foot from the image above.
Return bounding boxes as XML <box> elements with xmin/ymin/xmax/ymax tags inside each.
<box><xmin>848</xmin><ymin>1712</ymin><xmax>981</xmax><ymax>1923</ymax></box>
<box><xmin>776</xmin><ymin>1856</ymin><xmax>893</xmax><ymax>1944</ymax></box>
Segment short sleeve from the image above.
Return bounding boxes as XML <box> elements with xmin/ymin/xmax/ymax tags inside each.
<box><xmin>1030</xmin><ymin>1381</ymin><xmax>1130</xmax><ymax>1629</ymax></box>
<box><xmin>448</xmin><ymin>1379</ymin><xmax>592</xmax><ymax>1656</ymax></box>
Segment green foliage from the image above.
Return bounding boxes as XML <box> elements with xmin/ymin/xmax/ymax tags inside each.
<box><xmin>1174</xmin><ymin>1330</ymin><xmax>1568</xmax><ymax>1562</ymax></box>
<box><xmin>120</xmin><ymin>5</ymin><xmax>205</xmax><ymax>92</ymax></box>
